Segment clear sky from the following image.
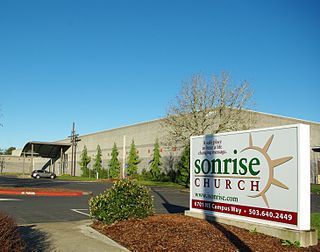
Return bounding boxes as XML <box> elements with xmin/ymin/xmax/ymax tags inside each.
<box><xmin>0</xmin><ymin>0</ymin><xmax>319</xmax><ymax>149</ymax></box>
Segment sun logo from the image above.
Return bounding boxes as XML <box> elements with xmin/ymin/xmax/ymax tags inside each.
<box><xmin>241</xmin><ymin>134</ymin><xmax>293</xmax><ymax>208</ymax></box>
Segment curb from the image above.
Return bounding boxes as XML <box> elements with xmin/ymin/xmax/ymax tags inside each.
<box><xmin>0</xmin><ymin>190</ymin><xmax>92</xmax><ymax>197</ymax></box>
<box><xmin>80</xmin><ymin>222</ymin><xmax>130</xmax><ymax>252</ymax></box>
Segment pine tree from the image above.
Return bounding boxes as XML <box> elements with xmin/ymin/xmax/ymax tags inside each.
<box><xmin>109</xmin><ymin>143</ymin><xmax>120</xmax><ymax>179</ymax></box>
<box><xmin>127</xmin><ymin>140</ymin><xmax>140</xmax><ymax>176</ymax></box>
<box><xmin>177</xmin><ymin>144</ymin><xmax>190</xmax><ymax>187</ymax></box>
<box><xmin>93</xmin><ymin>145</ymin><xmax>107</xmax><ymax>178</ymax></box>
<box><xmin>150</xmin><ymin>138</ymin><xmax>162</xmax><ymax>180</ymax></box>
<box><xmin>79</xmin><ymin>145</ymin><xmax>91</xmax><ymax>177</ymax></box>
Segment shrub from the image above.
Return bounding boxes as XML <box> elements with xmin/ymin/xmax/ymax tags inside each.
<box><xmin>139</xmin><ymin>168</ymin><xmax>155</xmax><ymax>181</ymax></box>
<box><xmin>177</xmin><ymin>145</ymin><xmax>190</xmax><ymax>187</ymax></box>
<box><xmin>89</xmin><ymin>179</ymin><xmax>154</xmax><ymax>224</ymax></box>
<box><xmin>0</xmin><ymin>212</ymin><xmax>25</xmax><ymax>251</ymax></box>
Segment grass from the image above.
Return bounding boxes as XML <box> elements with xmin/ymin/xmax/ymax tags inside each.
<box><xmin>311</xmin><ymin>184</ymin><xmax>320</xmax><ymax>194</ymax></box>
<box><xmin>2</xmin><ymin>171</ymin><xmax>319</xmax><ymax>193</ymax></box>
<box><xmin>57</xmin><ymin>175</ymin><xmax>187</xmax><ymax>189</ymax></box>
<box><xmin>135</xmin><ymin>179</ymin><xmax>185</xmax><ymax>189</ymax></box>
<box><xmin>311</xmin><ymin>213</ymin><xmax>320</xmax><ymax>239</ymax></box>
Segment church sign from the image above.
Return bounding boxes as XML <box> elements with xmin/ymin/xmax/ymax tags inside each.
<box><xmin>190</xmin><ymin>124</ymin><xmax>310</xmax><ymax>230</ymax></box>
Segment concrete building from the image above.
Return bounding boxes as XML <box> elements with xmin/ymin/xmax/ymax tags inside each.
<box><xmin>6</xmin><ymin>110</ymin><xmax>320</xmax><ymax>183</ymax></box>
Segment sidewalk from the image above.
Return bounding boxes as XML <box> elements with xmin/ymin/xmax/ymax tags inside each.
<box><xmin>19</xmin><ymin>220</ymin><xmax>130</xmax><ymax>252</ymax></box>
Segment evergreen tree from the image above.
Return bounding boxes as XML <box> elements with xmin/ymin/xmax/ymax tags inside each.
<box><xmin>177</xmin><ymin>144</ymin><xmax>190</xmax><ymax>187</ymax></box>
<box><xmin>79</xmin><ymin>145</ymin><xmax>91</xmax><ymax>177</ymax></box>
<box><xmin>150</xmin><ymin>138</ymin><xmax>162</xmax><ymax>180</ymax></box>
<box><xmin>109</xmin><ymin>143</ymin><xmax>120</xmax><ymax>179</ymax></box>
<box><xmin>127</xmin><ymin>140</ymin><xmax>140</xmax><ymax>176</ymax></box>
<box><xmin>93</xmin><ymin>145</ymin><xmax>108</xmax><ymax>178</ymax></box>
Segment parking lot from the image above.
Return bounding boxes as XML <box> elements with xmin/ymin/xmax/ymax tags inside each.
<box><xmin>0</xmin><ymin>176</ymin><xmax>189</xmax><ymax>224</ymax></box>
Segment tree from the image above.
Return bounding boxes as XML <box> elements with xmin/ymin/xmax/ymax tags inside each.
<box><xmin>93</xmin><ymin>145</ymin><xmax>107</xmax><ymax>178</ymax></box>
<box><xmin>0</xmin><ymin>147</ymin><xmax>16</xmax><ymax>155</ymax></box>
<box><xmin>176</xmin><ymin>144</ymin><xmax>190</xmax><ymax>187</ymax></box>
<box><xmin>127</xmin><ymin>140</ymin><xmax>140</xmax><ymax>177</ymax></box>
<box><xmin>162</xmin><ymin>72</ymin><xmax>254</xmax><ymax>146</ymax></box>
<box><xmin>109</xmin><ymin>143</ymin><xmax>120</xmax><ymax>179</ymax></box>
<box><xmin>150</xmin><ymin>138</ymin><xmax>162</xmax><ymax>180</ymax></box>
<box><xmin>4</xmin><ymin>147</ymin><xmax>16</xmax><ymax>155</ymax></box>
<box><xmin>79</xmin><ymin>145</ymin><xmax>91</xmax><ymax>177</ymax></box>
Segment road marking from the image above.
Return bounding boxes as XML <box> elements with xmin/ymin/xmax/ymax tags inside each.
<box><xmin>71</xmin><ymin>208</ymin><xmax>90</xmax><ymax>217</ymax></box>
<box><xmin>0</xmin><ymin>198</ymin><xmax>22</xmax><ymax>201</ymax></box>
<box><xmin>21</xmin><ymin>191</ymin><xmax>36</xmax><ymax>195</ymax></box>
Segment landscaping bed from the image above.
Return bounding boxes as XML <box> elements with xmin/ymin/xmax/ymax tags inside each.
<box><xmin>92</xmin><ymin>214</ymin><xmax>320</xmax><ymax>252</ymax></box>
<box><xmin>0</xmin><ymin>212</ymin><xmax>25</xmax><ymax>251</ymax></box>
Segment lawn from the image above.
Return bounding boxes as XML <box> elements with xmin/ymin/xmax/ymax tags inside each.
<box><xmin>311</xmin><ymin>184</ymin><xmax>320</xmax><ymax>194</ymax></box>
<box><xmin>311</xmin><ymin>213</ymin><xmax>320</xmax><ymax>239</ymax></box>
<box><xmin>57</xmin><ymin>174</ymin><xmax>186</xmax><ymax>189</ymax></box>
<box><xmin>135</xmin><ymin>179</ymin><xmax>185</xmax><ymax>189</ymax></box>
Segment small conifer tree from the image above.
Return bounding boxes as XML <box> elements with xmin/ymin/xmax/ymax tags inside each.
<box><xmin>109</xmin><ymin>143</ymin><xmax>120</xmax><ymax>179</ymax></box>
<box><xmin>127</xmin><ymin>140</ymin><xmax>140</xmax><ymax>176</ymax></box>
<box><xmin>177</xmin><ymin>144</ymin><xmax>190</xmax><ymax>187</ymax></box>
<box><xmin>150</xmin><ymin>138</ymin><xmax>162</xmax><ymax>180</ymax></box>
<box><xmin>79</xmin><ymin>145</ymin><xmax>91</xmax><ymax>177</ymax></box>
<box><xmin>93</xmin><ymin>145</ymin><xmax>108</xmax><ymax>178</ymax></box>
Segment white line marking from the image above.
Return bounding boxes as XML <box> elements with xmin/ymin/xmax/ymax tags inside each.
<box><xmin>21</xmin><ymin>191</ymin><xmax>36</xmax><ymax>195</ymax></box>
<box><xmin>71</xmin><ymin>208</ymin><xmax>90</xmax><ymax>217</ymax></box>
<box><xmin>0</xmin><ymin>198</ymin><xmax>22</xmax><ymax>201</ymax></box>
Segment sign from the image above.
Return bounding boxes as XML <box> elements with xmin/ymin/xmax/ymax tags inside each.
<box><xmin>190</xmin><ymin>124</ymin><xmax>310</xmax><ymax>230</ymax></box>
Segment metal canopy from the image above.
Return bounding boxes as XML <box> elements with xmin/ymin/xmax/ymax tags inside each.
<box><xmin>21</xmin><ymin>141</ymin><xmax>71</xmax><ymax>158</ymax></box>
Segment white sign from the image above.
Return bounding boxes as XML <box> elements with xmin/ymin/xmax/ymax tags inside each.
<box><xmin>190</xmin><ymin>124</ymin><xmax>310</xmax><ymax>230</ymax></box>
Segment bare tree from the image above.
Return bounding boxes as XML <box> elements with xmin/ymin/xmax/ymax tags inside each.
<box><xmin>162</xmin><ymin>72</ymin><xmax>255</xmax><ymax>146</ymax></box>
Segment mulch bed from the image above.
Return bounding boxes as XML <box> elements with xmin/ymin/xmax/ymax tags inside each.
<box><xmin>92</xmin><ymin>214</ymin><xmax>320</xmax><ymax>252</ymax></box>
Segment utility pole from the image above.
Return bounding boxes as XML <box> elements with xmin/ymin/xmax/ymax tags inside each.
<box><xmin>68</xmin><ymin>122</ymin><xmax>81</xmax><ymax>176</ymax></box>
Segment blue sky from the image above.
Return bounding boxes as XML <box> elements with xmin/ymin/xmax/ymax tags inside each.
<box><xmin>0</xmin><ymin>0</ymin><xmax>319</xmax><ymax>149</ymax></box>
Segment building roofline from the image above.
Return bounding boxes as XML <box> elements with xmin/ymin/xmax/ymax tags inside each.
<box><xmin>57</xmin><ymin>110</ymin><xmax>319</xmax><ymax>142</ymax></box>
<box><xmin>249</xmin><ymin>109</ymin><xmax>320</xmax><ymax>125</ymax></box>
<box><xmin>61</xmin><ymin>117</ymin><xmax>164</xmax><ymax>140</ymax></box>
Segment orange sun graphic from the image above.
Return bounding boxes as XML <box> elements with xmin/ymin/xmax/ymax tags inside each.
<box><xmin>241</xmin><ymin>134</ymin><xmax>293</xmax><ymax>208</ymax></box>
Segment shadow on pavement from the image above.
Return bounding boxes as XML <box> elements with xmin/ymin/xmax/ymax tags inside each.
<box><xmin>151</xmin><ymin>188</ymin><xmax>188</xmax><ymax>214</ymax></box>
<box><xmin>19</xmin><ymin>225</ymin><xmax>52</xmax><ymax>252</ymax></box>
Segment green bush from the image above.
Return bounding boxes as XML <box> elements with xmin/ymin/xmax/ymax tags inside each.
<box><xmin>140</xmin><ymin>168</ymin><xmax>155</xmax><ymax>181</ymax></box>
<box><xmin>89</xmin><ymin>179</ymin><xmax>154</xmax><ymax>224</ymax></box>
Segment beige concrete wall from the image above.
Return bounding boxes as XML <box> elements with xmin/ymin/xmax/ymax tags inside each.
<box><xmin>58</xmin><ymin>119</ymin><xmax>180</xmax><ymax>176</ymax></box>
<box><xmin>0</xmin><ymin>155</ymin><xmax>31</xmax><ymax>174</ymax></box>
<box><xmin>60</xmin><ymin>111</ymin><xmax>320</xmax><ymax>181</ymax></box>
<box><xmin>7</xmin><ymin>111</ymin><xmax>320</xmax><ymax>182</ymax></box>
<box><xmin>0</xmin><ymin>155</ymin><xmax>60</xmax><ymax>175</ymax></box>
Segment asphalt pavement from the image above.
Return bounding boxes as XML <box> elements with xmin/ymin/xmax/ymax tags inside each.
<box><xmin>0</xmin><ymin>176</ymin><xmax>190</xmax><ymax>224</ymax></box>
<box><xmin>0</xmin><ymin>176</ymin><xmax>319</xmax><ymax>251</ymax></box>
